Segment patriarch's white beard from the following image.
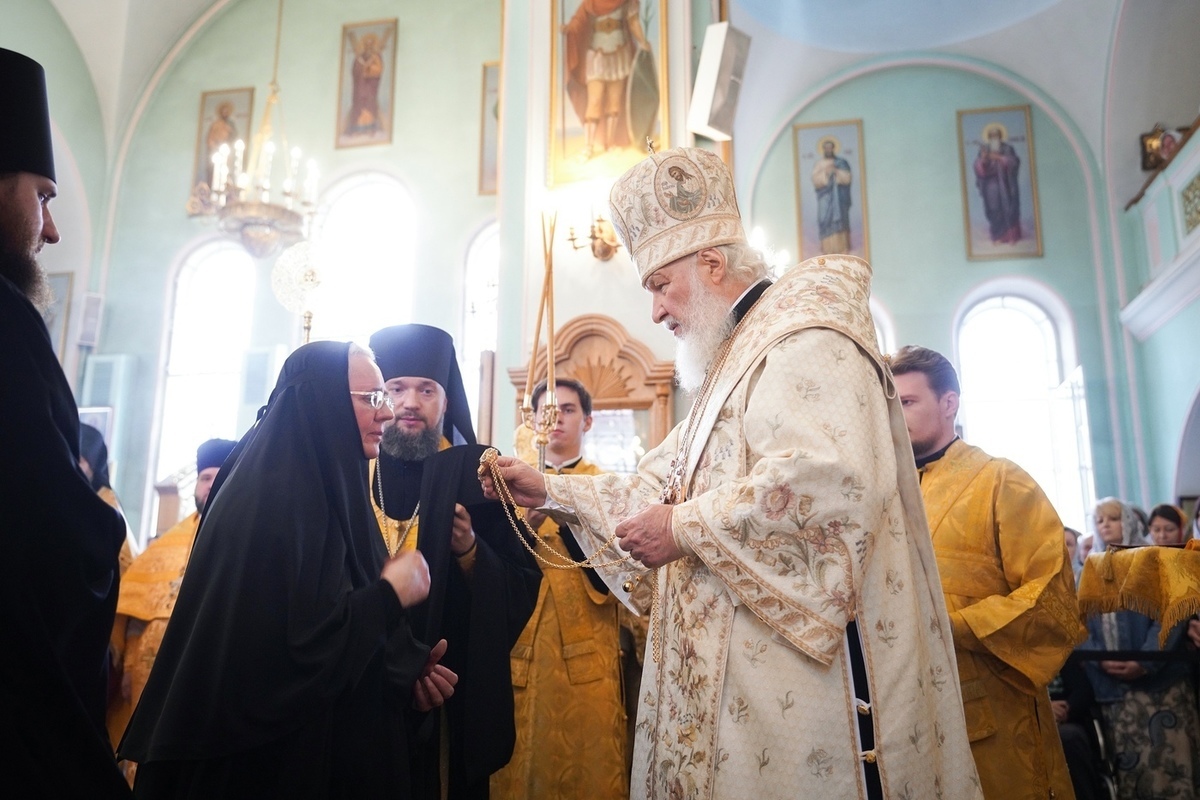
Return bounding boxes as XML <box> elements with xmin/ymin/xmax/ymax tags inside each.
<box><xmin>667</xmin><ymin>274</ymin><xmax>735</xmax><ymax>392</ymax></box>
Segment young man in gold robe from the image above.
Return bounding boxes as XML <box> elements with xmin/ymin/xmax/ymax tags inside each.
<box><xmin>891</xmin><ymin>344</ymin><xmax>1085</xmax><ymax>799</ymax></box>
<box><xmin>107</xmin><ymin>437</ymin><xmax>237</xmax><ymax>780</ymax></box>
<box><xmin>481</xmin><ymin>146</ymin><xmax>981</xmax><ymax>800</ymax></box>
<box><xmin>492</xmin><ymin>378</ymin><xmax>627</xmax><ymax>799</ymax></box>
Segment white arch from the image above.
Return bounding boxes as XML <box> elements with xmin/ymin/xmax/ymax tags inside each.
<box><xmin>951</xmin><ymin>275</ymin><xmax>1079</xmax><ymax>374</ymax></box>
<box><xmin>460</xmin><ymin>219</ymin><xmax>501</xmax><ymax>428</ymax></box>
<box><xmin>139</xmin><ymin>235</ymin><xmax>255</xmax><ymax>541</ymax></box>
<box><xmin>308</xmin><ymin>171</ymin><xmax>418</xmax><ymax>343</ymax></box>
<box><xmin>952</xmin><ymin>278</ymin><xmax>1096</xmax><ymax>529</ymax></box>
<box><xmin>1173</xmin><ymin>385</ymin><xmax>1200</xmax><ymax>505</ymax></box>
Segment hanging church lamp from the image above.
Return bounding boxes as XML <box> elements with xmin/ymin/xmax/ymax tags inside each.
<box><xmin>202</xmin><ymin>0</ymin><xmax>318</xmax><ymax>259</ymax></box>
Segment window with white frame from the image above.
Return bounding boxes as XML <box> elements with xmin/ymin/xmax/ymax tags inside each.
<box><xmin>308</xmin><ymin>172</ymin><xmax>417</xmax><ymax>344</ymax></box>
<box><xmin>956</xmin><ymin>292</ymin><xmax>1095</xmax><ymax>530</ymax></box>
<box><xmin>154</xmin><ymin>241</ymin><xmax>256</xmax><ymax>484</ymax></box>
<box><xmin>460</xmin><ymin>222</ymin><xmax>500</xmax><ymax>422</ymax></box>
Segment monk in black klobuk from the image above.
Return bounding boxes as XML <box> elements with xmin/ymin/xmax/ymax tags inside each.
<box><xmin>368</xmin><ymin>324</ymin><xmax>541</xmax><ymax>800</ymax></box>
<box><xmin>0</xmin><ymin>47</ymin><xmax>130</xmax><ymax>799</ymax></box>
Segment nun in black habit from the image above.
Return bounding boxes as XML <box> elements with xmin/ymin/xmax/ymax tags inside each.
<box><xmin>0</xmin><ymin>48</ymin><xmax>129</xmax><ymax>798</ymax></box>
<box><xmin>120</xmin><ymin>341</ymin><xmax>453</xmax><ymax>798</ymax></box>
<box><xmin>368</xmin><ymin>324</ymin><xmax>542</xmax><ymax>800</ymax></box>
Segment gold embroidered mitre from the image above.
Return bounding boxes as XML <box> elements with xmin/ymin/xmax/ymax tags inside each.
<box><xmin>608</xmin><ymin>146</ymin><xmax>747</xmax><ymax>286</ymax></box>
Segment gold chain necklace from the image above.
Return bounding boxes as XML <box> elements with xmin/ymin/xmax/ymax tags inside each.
<box><xmin>373</xmin><ymin>461</ymin><xmax>419</xmax><ymax>557</ymax></box>
<box><xmin>481</xmin><ymin>319</ymin><xmax>751</xmax><ymax>664</ymax></box>
<box><xmin>659</xmin><ymin>315</ymin><xmax>748</xmax><ymax>505</ymax></box>
<box><xmin>479</xmin><ymin>448</ymin><xmax>635</xmax><ymax>572</ymax></box>
<box><xmin>645</xmin><ymin>316</ymin><xmax>750</xmax><ymax>662</ymax></box>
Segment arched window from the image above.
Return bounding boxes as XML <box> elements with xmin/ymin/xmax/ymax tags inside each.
<box><xmin>154</xmin><ymin>241</ymin><xmax>256</xmax><ymax>484</ymax></box>
<box><xmin>460</xmin><ymin>222</ymin><xmax>500</xmax><ymax>422</ymax></box>
<box><xmin>955</xmin><ymin>289</ymin><xmax>1095</xmax><ymax>530</ymax></box>
<box><xmin>308</xmin><ymin>172</ymin><xmax>417</xmax><ymax>344</ymax></box>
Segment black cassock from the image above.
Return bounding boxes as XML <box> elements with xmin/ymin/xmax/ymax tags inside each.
<box><xmin>375</xmin><ymin>445</ymin><xmax>541</xmax><ymax>800</ymax></box>
<box><xmin>121</xmin><ymin>342</ymin><xmax>430</xmax><ymax>799</ymax></box>
<box><xmin>0</xmin><ymin>274</ymin><xmax>129</xmax><ymax>798</ymax></box>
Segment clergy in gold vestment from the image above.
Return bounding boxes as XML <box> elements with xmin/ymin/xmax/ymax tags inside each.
<box><xmin>492</xmin><ymin>379</ymin><xmax>627</xmax><ymax>799</ymax></box>
<box><xmin>892</xmin><ymin>345</ymin><xmax>1085</xmax><ymax>800</ymax></box>
<box><xmin>481</xmin><ymin>147</ymin><xmax>981</xmax><ymax>800</ymax></box>
<box><xmin>106</xmin><ymin>438</ymin><xmax>236</xmax><ymax>780</ymax></box>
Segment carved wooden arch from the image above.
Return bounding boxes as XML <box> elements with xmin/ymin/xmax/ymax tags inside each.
<box><xmin>508</xmin><ymin>313</ymin><xmax>675</xmax><ymax>448</ymax></box>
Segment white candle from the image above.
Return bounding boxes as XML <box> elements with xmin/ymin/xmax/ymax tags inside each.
<box><xmin>287</xmin><ymin>147</ymin><xmax>301</xmax><ymax>186</ymax></box>
<box><xmin>233</xmin><ymin>139</ymin><xmax>245</xmax><ymax>180</ymax></box>
<box><xmin>303</xmin><ymin>160</ymin><xmax>320</xmax><ymax>205</ymax></box>
<box><xmin>260</xmin><ymin>141</ymin><xmax>276</xmax><ymax>201</ymax></box>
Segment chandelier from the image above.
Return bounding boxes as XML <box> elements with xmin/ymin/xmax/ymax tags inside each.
<box><xmin>195</xmin><ymin>0</ymin><xmax>318</xmax><ymax>259</ymax></box>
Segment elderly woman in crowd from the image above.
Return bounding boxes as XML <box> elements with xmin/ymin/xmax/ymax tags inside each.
<box><xmin>1081</xmin><ymin>496</ymin><xmax>1200</xmax><ymax>799</ymax></box>
<box><xmin>120</xmin><ymin>341</ymin><xmax>455</xmax><ymax>799</ymax></box>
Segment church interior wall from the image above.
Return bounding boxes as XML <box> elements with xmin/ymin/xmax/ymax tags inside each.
<box><xmin>490</xmin><ymin>0</ymin><xmax>708</xmax><ymax>458</ymax></box>
<box><xmin>56</xmin><ymin>0</ymin><xmax>501</xmax><ymax>535</ymax></box>
<box><xmin>1103</xmin><ymin>0</ymin><xmax>1200</xmax><ymax>215</ymax></box>
<box><xmin>744</xmin><ymin>63</ymin><xmax>1125</xmax><ymax>501</ymax></box>
<box><xmin>1135</xmin><ymin>300</ymin><xmax>1200</xmax><ymax>502</ymax></box>
<box><xmin>6</xmin><ymin>0</ymin><xmax>1200</xmax><ymax>533</ymax></box>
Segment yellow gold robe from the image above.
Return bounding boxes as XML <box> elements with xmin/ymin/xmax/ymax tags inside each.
<box><xmin>491</xmin><ymin>458</ymin><xmax>627</xmax><ymax>799</ymax></box>
<box><xmin>107</xmin><ymin>511</ymin><xmax>200</xmax><ymax>780</ymax></box>
<box><xmin>919</xmin><ymin>439</ymin><xmax>1085</xmax><ymax>800</ymax></box>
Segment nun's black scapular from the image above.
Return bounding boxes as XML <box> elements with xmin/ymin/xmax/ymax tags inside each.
<box><xmin>120</xmin><ymin>341</ymin><xmax>430</xmax><ymax>799</ymax></box>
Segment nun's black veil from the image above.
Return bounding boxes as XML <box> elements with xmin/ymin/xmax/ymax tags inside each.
<box><xmin>121</xmin><ymin>341</ymin><xmax>427</xmax><ymax>797</ymax></box>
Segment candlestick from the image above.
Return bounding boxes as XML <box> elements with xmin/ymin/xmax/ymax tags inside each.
<box><xmin>545</xmin><ymin>213</ymin><xmax>556</xmax><ymax>398</ymax></box>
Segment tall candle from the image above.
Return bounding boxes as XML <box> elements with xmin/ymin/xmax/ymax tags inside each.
<box><xmin>233</xmin><ymin>139</ymin><xmax>245</xmax><ymax>182</ymax></box>
<box><xmin>545</xmin><ymin>214</ymin><xmax>556</xmax><ymax>398</ymax></box>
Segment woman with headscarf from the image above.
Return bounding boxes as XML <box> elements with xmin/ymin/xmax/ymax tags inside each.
<box><xmin>1148</xmin><ymin>503</ymin><xmax>1190</xmax><ymax>546</ymax></box>
<box><xmin>119</xmin><ymin>341</ymin><xmax>455</xmax><ymax>799</ymax></box>
<box><xmin>1081</xmin><ymin>497</ymin><xmax>1200</xmax><ymax>799</ymax></box>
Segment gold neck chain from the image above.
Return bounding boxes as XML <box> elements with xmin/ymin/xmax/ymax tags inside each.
<box><xmin>479</xmin><ymin>449</ymin><xmax>634</xmax><ymax>573</ymax></box>
<box><xmin>373</xmin><ymin>461</ymin><xmax>419</xmax><ymax>557</ymax></box>
<box><xmin>660</xmin><ymin>316</ymin><xmax>748</xmax><ymax>505</ymax></box>
<box><xmin>646</xmin><ymin>316</ymin><xmax>750</xmax><ymax>663</ymax></box>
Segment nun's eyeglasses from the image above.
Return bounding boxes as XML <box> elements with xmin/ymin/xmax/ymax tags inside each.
<box><xmin>350</xmin><ymin>390</ymin><xmax>395</xmax><ymax>411</ymax></box>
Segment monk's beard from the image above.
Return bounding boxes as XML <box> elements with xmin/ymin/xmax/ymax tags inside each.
<box><xmin>668</xmin><ymin>274</ymin><xmax>735</xmax><ymax>392</ymax></box>
<box><xmin>0</xmin><ymin>245</ymin><xmax>51</xmax><ymax>312</ymax></box>
<box><xmin>987</xmin><ymin>138</ymin><xmax>1003</xmax><ymax>153</ymax></box>
<box><xmin>381</xmin><ymin>422</ymin><xmax>443</xmax><ymax>461</ymax></box>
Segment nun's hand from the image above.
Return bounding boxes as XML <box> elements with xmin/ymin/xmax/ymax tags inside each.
<box><xmin>381</xmin><ymin>550</ymin><xmax>430</xmax><ymax>608</ymax></box>
<box><xmin>413</xmin><ymin>639</ymin><xmax>458</xmax><ymax>712</ymax></box>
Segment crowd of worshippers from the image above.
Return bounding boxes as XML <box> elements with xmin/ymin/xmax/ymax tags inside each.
<box><xmin>8</xmin><ymin>44</ymin><xmax>1200</xmax><ymax>800</ymax></box>
<box><xmin>1051</xmin><ymin>501</ymin><xmax>1200</xmax><ymax>800</ymax></box>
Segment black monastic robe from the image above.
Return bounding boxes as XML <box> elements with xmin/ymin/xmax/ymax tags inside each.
<box><xmin>120</xmin><ymin>341</ymin><xmax>430</xmax><ymax>799</ymax></box>
<box><xmin>0</xmin><ymin>274</ymin><xmax>130</xmax><ymax>798</ymax></box>
<box><xmin>376</xmin><ymin>445</ymin><xmax>541</xmax><ymax>800</ymax></box>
